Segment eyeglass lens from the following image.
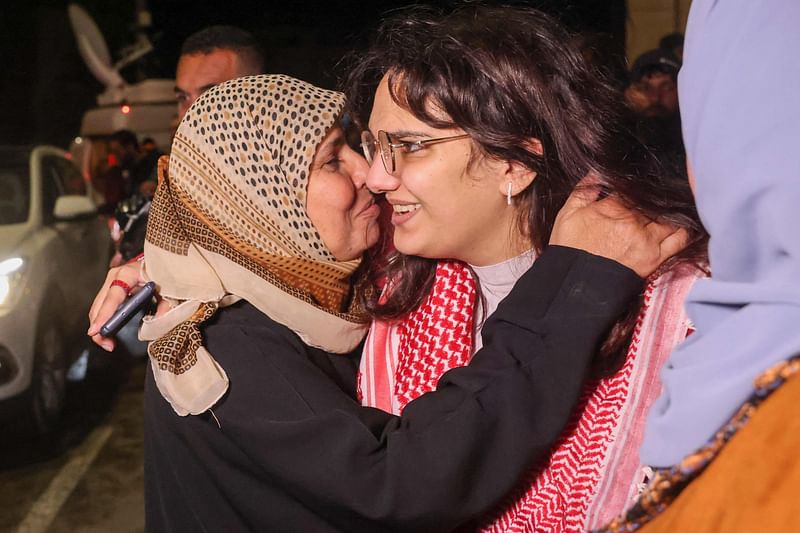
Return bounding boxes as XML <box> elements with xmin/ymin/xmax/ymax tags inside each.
<box><xmin>360</xmin><ymin>130</ymin><xmax>376</xmax><ymax>165</ymax></box>
<box><xmin>377</xmin><ymin>130</ymin><xmax>395</xmax><ymax>174</ymax></box>
<box><xmin>360</xmin><ymin>130</ymin><xmax>395</xmax><ymax>174</ymax></box>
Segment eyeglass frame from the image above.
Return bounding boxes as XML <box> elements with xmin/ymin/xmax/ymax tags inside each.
<box><xmin>360</xmin><ymin>130</ymin><xmax>470</xmax><ymax>175</ymax></box>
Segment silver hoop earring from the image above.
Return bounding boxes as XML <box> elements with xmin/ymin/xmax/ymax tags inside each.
<box><xmin>507</xmin><ymin>182</ymin><xmax>513</xmax><ymax>206</ymax></box>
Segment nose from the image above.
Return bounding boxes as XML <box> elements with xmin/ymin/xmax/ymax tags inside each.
<box><xmin>642</xmin><ymin>87</ymin><xmax>659</xmax><ymax>106</ymax></box>
<box><xmin>366</xmin><ymin>155</ymin><xmax>400</xmax><ymax>194</ymax></box>
<box><xmin>347</xmin><ymin>147</ymin><xmax>370</xmax><ymax>189</ymax></box>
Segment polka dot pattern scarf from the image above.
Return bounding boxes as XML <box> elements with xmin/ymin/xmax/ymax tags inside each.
<box><xmin>140</xmin><ymin>75</ymin><xmax>367</xmax><ymax>416</ymax></box>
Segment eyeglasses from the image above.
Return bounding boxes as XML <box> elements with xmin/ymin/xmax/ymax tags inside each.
<box><xmin>360</xmin><ymin>130</ymin><xmax>470</xmax><ymax>175</ymax></box>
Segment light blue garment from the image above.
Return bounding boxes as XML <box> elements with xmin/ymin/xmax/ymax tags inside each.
<box><xmin>640</xmin><ymin>0</ymin><xmax>800</xmax><ymax>467</ymax></box>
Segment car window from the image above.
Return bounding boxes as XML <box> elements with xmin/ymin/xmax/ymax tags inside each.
<box><xmin>54</xmin><ymin>157</ymin><xmax>87</xmax><ymax>196</ymax></box>
<box><xmin>0</xmin><ymin>149</ymin><xmax>31</xmax><ymax>225</ymax></box>
<box><xmin>41</xmin><ymin>156</ymin><xmax>65</xmax><ymax>222</ymax></box>
<box><xmin>0</xmin><ymin>168</ymin><xmax>30</xmax><ymax>225</ymax></box>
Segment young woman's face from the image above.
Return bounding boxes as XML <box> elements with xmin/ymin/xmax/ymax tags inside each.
<box><xmin>365</xmin><ymin>75</ymin><xmax>525</xmax><ymax>266</ymax></box>
<box><xmin>306</xmin><ymin>125</ymin><xmax>381</xmax><ymax>261</ymax></box>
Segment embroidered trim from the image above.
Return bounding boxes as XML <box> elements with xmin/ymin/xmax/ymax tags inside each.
<box><xmin>596</xmin><ymin>356</ymin><xmax>800</xmax><ymax>533</ymax></box>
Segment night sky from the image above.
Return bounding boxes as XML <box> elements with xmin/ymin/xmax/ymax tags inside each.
<box><xmin>0</xmin><ymin>0</ymin><xmax>625</xmax><ymax>148</ymax></box>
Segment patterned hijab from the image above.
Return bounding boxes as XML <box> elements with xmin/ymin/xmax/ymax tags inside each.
<box><xmin>641</xmin><ymin>0</ymin><xmax>800</xmax><ymax>466</ymax></box>
<box><xmin>140</xmin><ymin>75</ymin><xmax>368</xmax><ymax>416</ymax></box>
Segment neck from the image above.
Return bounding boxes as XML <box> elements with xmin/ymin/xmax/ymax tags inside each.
<box><xmin>463</xmin><ymin>214</ymin><xmax>531</xmax><ymax>267</ymax></box>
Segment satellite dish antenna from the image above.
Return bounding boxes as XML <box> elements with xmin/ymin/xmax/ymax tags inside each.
<box><xmin>68</xmin><ymin>3</ymin><xmax>126</xmax><ymax>89</ymax></box>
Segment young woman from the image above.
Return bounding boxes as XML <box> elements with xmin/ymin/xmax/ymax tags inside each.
<box><xmin>99</xmin><ymin>73</ymin><xmax>680</xmax><ymax>531</ymax></box>
<box><xmin>346</xmin><ymin>6</ymin><xmax>707</xmax><ymax>530</ymax></box>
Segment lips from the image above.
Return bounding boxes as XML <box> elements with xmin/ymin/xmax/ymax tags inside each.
<box><xmin>356</xmin><ymin>197</ymin><xmax>380</xmax><ymax>218</ymax></box>
<box><xmin>392</xmin><ymin>203</ymin><xmax>420</xmax><ymax>214</ymax></box>
<box><xmin>387</xmin><ymin>200</ymin><xmax>421</xmax><ymax>225</ymax></box>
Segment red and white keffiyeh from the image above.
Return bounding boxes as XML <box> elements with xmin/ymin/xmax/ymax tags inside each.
<box><xmin>359</xmin><ymin>260</ymin><xmax>476</xmax><ymax>413</ymax></box>
<box><xmin>359</xmin><ymin>258</ymin><xmax>703</xmax><ymax>532</ymax></box>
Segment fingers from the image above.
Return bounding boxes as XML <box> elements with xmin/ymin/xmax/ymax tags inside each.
<box><xmin>576</xmin><ymin>170</ymin><xmax>602</xmax><ymax>189</ymax></box>
<box><xmin>561</xmin><ymin>174</ymin><xmax>603</xmax><ymax>213</ymax></box>
<box><xmin>88</xmin><ymin>282</ymin><xmax>127</xmax><ymax>352</ymax></box>
<box><xmin>90</xmin><ymin>332</ymin><xmax>115</xmax><ymax>353</ymax></box>
<box><xmin>550</xmin><ymin>194</ymin><xmax>621</xmax><ymax>250</ymax></box>
<box><xmin>89</xmin><ymin>283</ymin><xmax>127</xmax><ymax>335</ymax></box>
<box><xmin>657</xmin><ymin>227</ymin><xmax>690</xmax><ymax>263</ymax></box>
<box><xmin>641</xmin><ymin>216</ymin><xmax>676</xmax><ymax>241</ymax></box>
<box><xmin>155</xmin><ymin>299</ymin><xmax>172</xmax><ymax>318</ymax></box>
<box><xmin>88</xmin><ymin>268</ymin><xmax>117</xmax><ymax>327</ymax></box>
<box><xmin>629</xmin><ymin>222</ymin><xmax>689</xmax><ymax>278</ymax></box>
<box><xmin>157</xmin><ymin>155</ymin><xmax>170</xmax><ymax>186</ymax></box>
<box><xmin>590</xmin><ymin>196</ymin><xmax>636</xmax><ymax>220</ymax></box>
<box><xmin>551</xmin><ymin>183</ymin><xmax>691</xmax><ymax>279</ymax></box>
<box><xmin>87</xmin><ymin>262</ymin><xmax>146</xmax><ymax>351</ymax></box>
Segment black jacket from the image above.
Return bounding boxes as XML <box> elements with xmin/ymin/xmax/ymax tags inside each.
<box><xmin>144</xmin><ymin>246</ymin><xmax>643</xmax><ymax>532</ymax></box>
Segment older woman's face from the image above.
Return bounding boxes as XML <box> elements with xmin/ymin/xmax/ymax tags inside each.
<box><xmin>306</xmin><ymin>125</ymin><xmax>381</xmax><ymax>261</ymax></box>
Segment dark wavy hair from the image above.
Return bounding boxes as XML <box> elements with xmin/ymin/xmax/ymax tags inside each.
<box><xmin>343</xmin><ymin>5</ymin><xmax>707</xmax><ymax>376</ymax></box>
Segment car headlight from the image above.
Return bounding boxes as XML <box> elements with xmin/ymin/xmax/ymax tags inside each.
<box><xmin>0</xmin><ymin>257</ymin><xmax>25</xmax><ymax>307</ymax></box>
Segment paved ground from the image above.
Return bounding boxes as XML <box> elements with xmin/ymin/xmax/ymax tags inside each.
<box><xmin>0</xmin><ymin>354</ymin><xmax>147</xmax><ymax>533</ymax></box>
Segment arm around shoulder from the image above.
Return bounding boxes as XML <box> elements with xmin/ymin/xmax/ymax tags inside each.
<box><xmin>223</xmin><ymin>246</ymin><xmax>643</xmax><ymax>531</ymax></box>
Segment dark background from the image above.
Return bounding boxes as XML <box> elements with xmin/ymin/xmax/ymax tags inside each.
<box><xmin>0</xmin><ymin>0</ymin><xmax>626</xmax><ymax>149</ymax></box>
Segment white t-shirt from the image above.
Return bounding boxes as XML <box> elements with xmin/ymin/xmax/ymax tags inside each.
<box><xmin>470</xmin><ymin>249</ymin><xmax>536</xmax><ymax>352</ymax></box>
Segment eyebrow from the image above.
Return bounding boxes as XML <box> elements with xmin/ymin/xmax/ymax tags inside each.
<box><xmin>174</xmin><ymin>83</ymin><xmax>219</xmax><ymax>96</ymax></box>
<box><xmin>314</xmin><ymin>130</ymin><xmax>346</xmax><ymax>160</ymax></box>
<box><xmin>328</xmin><ymin>131</ymin><xmax>346</xmax><ymax>148</ymax></box>
<box><xmin>382</xmin><ymin>129</ymin><xmax>434</xmax><ymax>139</ymax></box>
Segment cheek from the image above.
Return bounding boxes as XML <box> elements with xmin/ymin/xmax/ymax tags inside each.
<box><xmin>328</xmin><ymin>177</ymin><xmax>356</xmax><ymax>215</ymax></box>
<box><xmin>402</xmin><ymin>166</ymin><xmax>451</xmax><ymax>207</ymax></box>
<box><xmin>307</xmin><ymin>174</ymin><xmax>354</xmax><ymax>232</ymax></box>
<box><xmin>411</xmin><ymin>150</ymin><xmax>473</xmax><ymax>203</ymax></box>
<box><xmin>419</xmin><ymin>173</ymin><xmax>483</xmax><ymax>221</ymax></box>
<box><xmin>395</xmin><ymin>181</ymin><xmax>476</xmax><ymax>250</ymax></box>
<box><xmin>663</xmin><ymin>89</ymin><xmax>679</xmax><ymax>106</ymax></box>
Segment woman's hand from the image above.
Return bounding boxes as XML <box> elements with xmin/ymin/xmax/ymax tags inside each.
<box><xmin>87</xmin><ymin>262</ymin><xmax>147</xmax><ymax>351</ymax></box>
<box><xmin>550</xmin><ymin>181</ymin><xmax>689</xmax><ymax>278</ymax></box>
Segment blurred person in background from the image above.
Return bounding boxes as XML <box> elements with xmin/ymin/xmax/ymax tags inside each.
<box><xmin>101</xmin><ymin>25</ymin><xmax>267</xmax><ymax>354</ymax></box>
<box><xmin>174</xmin><ymin>25</ymin><xmax>265</xmax><ymax>121</ymax></box>
<box><xmin>624</xmin><ymin>49</ymin><xmax>680</xmax><ymax>120</ymax></box>
<box><xmin>107</xmin><ymin>129</ymin><xmax>161</xmax><ymax>266</ymax></box>
<box><xmin>140</xmin><ymin>137</ymin><xmax>159</xmax><ymax>155</ymax></box>
<box><xmin>624</xmin><ymin>48</ymin><xmax>684</xmax><ymax>155</ymax></box>
<box><xmin>659</xmin><ymin>32</ymin><xmax>684</xmax><ymax>62</ymax></box>
<box><xmin>108</xmin><ymin>129</ymin><xmax>160</xmax><ymax>199</ymax></box>
<box><xmin>111</xmin><ymin>25</ymin><xmax>265</xmax><ymax>266</ymax></box>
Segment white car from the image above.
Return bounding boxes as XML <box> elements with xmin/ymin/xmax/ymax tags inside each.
<box><xmin>0</xmin><ymin>145</ymin><xmax>112</xmax><ymax>434</ymax></box>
